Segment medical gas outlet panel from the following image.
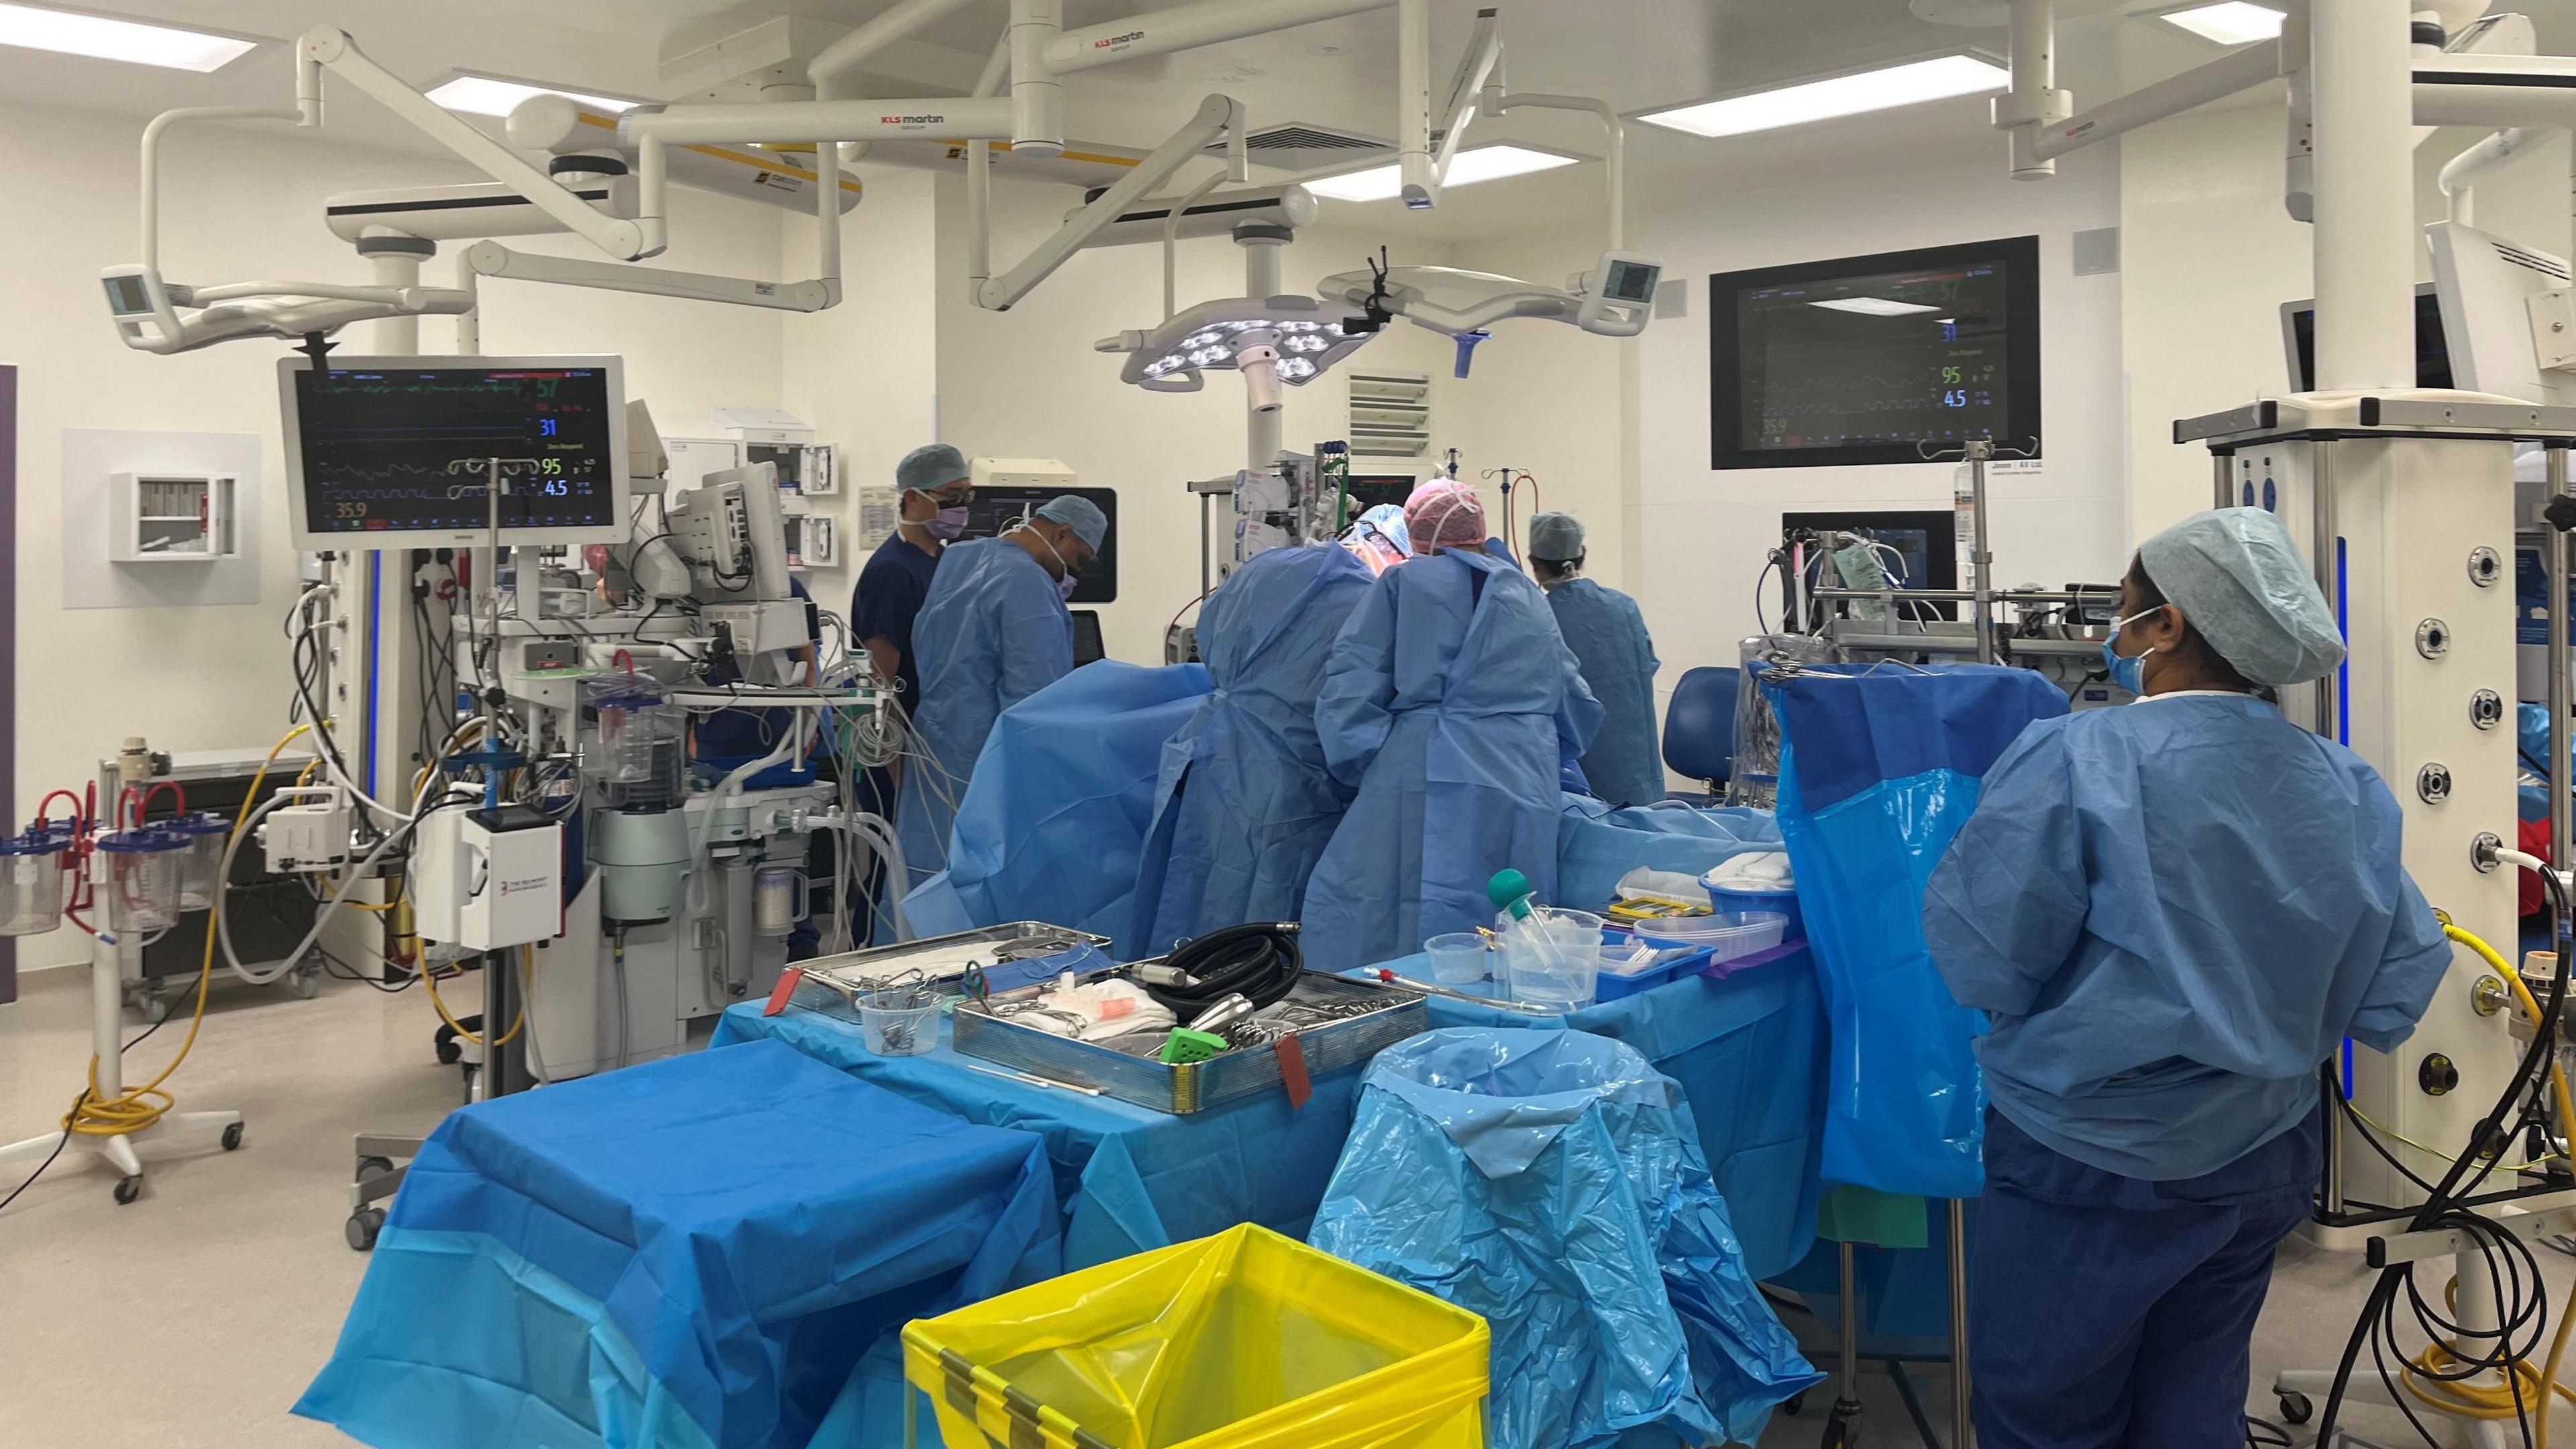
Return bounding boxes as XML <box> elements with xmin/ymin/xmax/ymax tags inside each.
<box><xmin>2194</xmin><ymin>398</ymin><xmax>2531</xmax><ymax>1213</ymax></box>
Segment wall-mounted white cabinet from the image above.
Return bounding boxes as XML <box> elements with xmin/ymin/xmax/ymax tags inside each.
<box><xmin>110</xmin><ymin>472</ymin><xmax>237</xmax><ymax>564</ymax></box>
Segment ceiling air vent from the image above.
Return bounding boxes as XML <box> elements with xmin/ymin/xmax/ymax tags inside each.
<box><xmin>1212</xmin><ymin>123</ymin><xmax>1393</xmax><ymax>172</ymax></box>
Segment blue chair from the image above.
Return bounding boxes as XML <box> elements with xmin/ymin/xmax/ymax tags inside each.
<box><xmin>1664</xmin><ymin>666</ymin><xmax>1739</xmax><ymax>799</ymax></box>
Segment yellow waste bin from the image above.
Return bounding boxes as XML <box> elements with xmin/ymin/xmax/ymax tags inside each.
<box><xmin>900</xmin><ymin>1222</ymin><xmax>1490</xmax><ymax>1449</ymax></box>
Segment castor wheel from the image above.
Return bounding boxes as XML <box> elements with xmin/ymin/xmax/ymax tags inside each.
<box><xmin>112</xmin><ymin>1176</ymin><xmax>142</xmax><ymax>1206</ymax></box>
<box><xmin>291</xmin><ymin>959</ymin><xmax>322</xmax><ymax>1000</ymax></box>
<box><xmin>356</xmin><ymin>1155</ymin><xmax>394</xmax><ymax>1182</ymax></box>
<box><xmin>2277</xmin><ymin>1392</ymin><xmax>2314</xmax><ymax>1426</ymax></box>
<box><xmin>221</xmin><ymin>1122</ymin><xmax>244</xmax><ymax>1151</ymax></box>
<box><xmin>345</xmin><ymin>1207</ymin><xmax>386</xmax><ymax>1251</ymax></box>
<box><xmin>1783</xmin><ymin>1391</ymin><xmax>1808</xmax><ymax>1417</ymax></box>
<box><xmin>1819</xmin><ymin>1397</ymin><xmax>1862</xmax><ymax>1448</ymax></box>
<box><xmin>433</xmin><ymin>1023</ymin><xmax>462</xmax><ymax>1066</ymax></box>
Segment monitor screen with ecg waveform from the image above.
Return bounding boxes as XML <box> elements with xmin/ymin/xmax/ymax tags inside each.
<box><xmin>282</xmin><ymin>357</ymin><xmax>627</xmax><ymax>549</ymax></box>
<box><xmin>1709</xmin><ymin>237</ymin><xmax>2041</xmax><ymax>470</ymax></box>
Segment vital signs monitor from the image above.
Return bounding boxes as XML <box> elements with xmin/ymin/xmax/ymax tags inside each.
<box><xmin>279</xmin><ymin>355</ymin><xmax>631</xmax><ymax>551</ymax></box>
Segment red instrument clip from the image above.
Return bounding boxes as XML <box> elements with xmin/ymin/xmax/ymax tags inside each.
<box><xmin>763</xmin><ymin>966</ymin><xmax>805</xmax><ymax>1018</ymax></box>
<box><xmin>1276</xmin><ymin>1032</ymin><xmax>1312</xmax><ymax>1110</ymax></box>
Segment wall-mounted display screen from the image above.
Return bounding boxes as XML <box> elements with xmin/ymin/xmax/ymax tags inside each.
<box><xmin>1711</xmin><ymin>236</ymin><xmax>2041</xmax><ymax>469</ymax></box>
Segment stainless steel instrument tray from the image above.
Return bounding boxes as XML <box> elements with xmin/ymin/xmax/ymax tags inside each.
<box><xmin>950</xmin><ymin>972</ymin><xmax>1426</xmax><ymax>1114</ymax></box>
<box><xmin>803</xmin><ymin>922</ymin><xmax>1110</xmax><ymax>996</ymax></box>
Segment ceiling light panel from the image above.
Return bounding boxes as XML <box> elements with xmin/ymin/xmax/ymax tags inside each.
<box><xmin>2156</xmin><ymin>3</ymin><xmax>2288</xmax><ymax>46</ymax></box>
<box><xmin>1638</xmin><ymin>54</ymin><xmax>2009</xmax><ymax>140</ymax></box>
<box><xmin>1305</xmin><ymin>144</ymin><xmax>1579</xmax><ymax>203</ymax></box>
<box><xmin>0</xmin><ymin>2</ymin><xmax>256</xmax><ymax>72</ymax></box>
<box><xmin>425</xmin><ymin>74</ymin><xmax>642</xmax><ymax>119</ymax></box>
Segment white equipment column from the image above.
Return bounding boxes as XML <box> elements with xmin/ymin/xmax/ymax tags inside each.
<box><xmin>1241</xmin><ymin>224</ymin><xmax>1287</xmax><ymax>472</ymax></box>
<box><xmin>2309</xmin><ymin>0</ymin><xmax>2417</xmax><ymax>391</ymax></box>
<box><xmin>354</xmin><ymin>237</ymin><xmax>438</xmax><ymax>798</ymax></box>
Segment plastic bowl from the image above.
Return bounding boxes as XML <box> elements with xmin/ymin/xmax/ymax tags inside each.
<box><xmin>1424</xmin><ymin>932</ymin><xmax>1489</xmax><ymax>984</ymax></box>
<box><xmin>1501</xmin><ymin>908</ymin><xmax>1604</xmax><ymax>1012</ymax></box>
<box><xmin>1634</xmin><ymin>910</ymin><xmax>1790</xmax><ymax>965</ymax></box>
<box><xmin>859</xmin><ymin>991</ymin><xmax>941</xmax><ymax>1057</ymax></box>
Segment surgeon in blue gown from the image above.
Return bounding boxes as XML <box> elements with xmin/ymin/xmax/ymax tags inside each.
<box><xmin>897</xmin><ymin>496</ymin><xmax>1103</xmax><ymax>888</ymax></box>
<box><xmin>1126</xmin><ymin>543</ymin><xmax>1375</xmax><ymax>960</ymax></box>
<box><xmin>1527</xmin><ymin>510</ymin><xmax>1664</xmax><ymax>806</ymax></box>
<box><xmin>1922</xmin><ymin>507</ymin><xmax>2449</xmax><ymax>1448</ymax></box>
<box><xmin>1303</xmin><ymin>480</ymin><xmax>1603</xmax><ymax>971</ymax></box>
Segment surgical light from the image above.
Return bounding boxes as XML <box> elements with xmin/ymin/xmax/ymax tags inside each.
<box><xmin>426</xmin><ymin>74</ymin><xmax>643</xmax><ymax>119</ymax></box>
<box><xmin>2155</xmin><ymin>3</ymin><xmax>2287</xmax><ymax>46</ymax></box>
<box><xmin>1810</xmin><ymin>297</ymin><xmax>1941</xmax><ymax>317</ymax></box>
<box><xmin>1637</xmin><ymin>55</ymin><xmax>2009</xmax><ymax>139</ymax></box>
<box><xmin>0</xmin><ymin>2</ymin><xmax>256</xmax><ymax>71</ymax></box>
<box><xmin>1305</xmin><ymin>144</ymin><xmax>1580</xmax><ymax>203</ymax></box>
<box><xmin>1099</xmin><ymin>294</ymin><xmax>1376</xmax><ymax>397</ymax></box>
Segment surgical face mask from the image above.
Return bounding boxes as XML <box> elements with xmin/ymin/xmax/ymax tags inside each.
<box><xmin>908</xmin><ymin>490</ymin><xmax>971</xmax><ymax>540</ymax></box>
<box><xmin>1031</xmin><ymin>525</ymin><xmax>1083</xmax><ymax>598</ymax></box>
<box><xmin>2102</xmin><ymin>606</ymin><xmax>2163</xmax><ymax>696</ymax></box>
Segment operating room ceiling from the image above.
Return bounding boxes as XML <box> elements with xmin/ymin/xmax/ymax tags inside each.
<box><xmin>0</xmin><ymin>0</ymin><xmax>2063</xmax><ymax>152</ymax></box>
<box><xmin>10</xmin><ymin>1</ymin><xmax>2574</xmax><ymax>243</ymax></box>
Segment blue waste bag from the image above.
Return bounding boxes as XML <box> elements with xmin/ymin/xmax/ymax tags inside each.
<box><xmin>1764</xmin><ymin>664</ymin><xmax>2067</xmax><ymax>1201</ymax></box>
<box><xmin>1555</xmin><ymin>794</ymin><xmax>1783</xmax><ymax>913</ymax></box>
<box><xmin>1310</xmin><ymin>1029</ymin><xmax>1821</xmax><ymax>1449</ymax></box>
<box><xmin>900</xmin><ymin>660</ymin><xmax>1211</xmax><ymax>947</ymax></box>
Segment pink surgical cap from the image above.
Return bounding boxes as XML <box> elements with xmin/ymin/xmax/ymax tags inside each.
<box><xmin>1403</xmin><ymin>480</ymin><xmax>1486</xmax><ymax>553</ymax></box>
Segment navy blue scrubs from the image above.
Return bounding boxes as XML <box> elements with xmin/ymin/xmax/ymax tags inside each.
<box><xmin>1970</xmin><ymin>1107</ymin><xmax>2321</xmax><ymax>1447</ymax></box>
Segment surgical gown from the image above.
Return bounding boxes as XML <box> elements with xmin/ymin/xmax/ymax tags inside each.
<box><xmin>1126</xmin><ymin>545</ymin><xmax>1374</xmax><ymax>960</ymax></box>
<box><xmin>1303</xmin><ymin>547</ymin><xmax>1603</xmax><ymax>971</ymax></box>
<box><xmin>1546</xmin><ymin>576</ymin><xmax>1664</xmax><ymax>806</ymax></box>
<box><xmin>898</xmin><ymin>538</ymin><xmax>1073</xmax><ymax>889</ymax></box>
<box><xmin>1922</xmin><ymin>691</ymin><xmax>2449</xmax><ymax>1182</ymax></box>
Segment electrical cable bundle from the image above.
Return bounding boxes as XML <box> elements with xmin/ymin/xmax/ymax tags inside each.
<box><xmin>2315</xmin><ymin>867</ymin><xmax>2576</xmax><ymax>1449</ymax></box>
<box><xmin>1142</xmin><ymin>922</ymin><xmax>1304</xmax><ymax>1017</ymax></box>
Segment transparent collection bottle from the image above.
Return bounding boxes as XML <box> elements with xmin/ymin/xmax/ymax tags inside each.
<box><xmin>170</xmin><ymin>811</ymin><xmax>232</xmax><ymax>912</ymax></box>
<box><xmin>585</xmin><ymin>677</ymin><xmax>685</xmax><ymax>811</ymax></box>
<box><xmin>97</xmin><ymin>828</ymin><xmax>189</xmax><ymax>934</ymax></box>
<box><xmin>0</xmin><ymin>830</ymin><xmax>67</xmax><ymax>936</ymax></box>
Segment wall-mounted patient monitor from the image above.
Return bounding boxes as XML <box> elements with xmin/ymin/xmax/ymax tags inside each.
<box><xmin>278</xmin><ymin>354</ymin><xmax>631</xmax><ymax>551</ymax></box>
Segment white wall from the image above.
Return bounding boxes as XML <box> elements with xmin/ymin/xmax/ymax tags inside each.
<box><xmin>2121</xmin><ymin>101</ymin><xmax>2314</xmax><ymax>541</ymax></box>
<box><xmin>926</xmin><ymin>172</ymin><xmax>1450</xmax><ymax>665</ymax></box>
<box><xmin>1443</xmin><ymin>221</ymin><xmax>1627</xmax><ymax>588</ymax></box>
<box><xmin>779</xmin><ymin>165</ymin><xmax>943</xmax><ymax>619</ymax></box>
<box><xmin>1627</xmin><ymin>110</ymin><xmax>2129</xmax><ymax>704</ymax></box>
<box><xmin>1</xmin><ymin>99</ymin><xmax>784</xmax><ymax>968</ymax></box>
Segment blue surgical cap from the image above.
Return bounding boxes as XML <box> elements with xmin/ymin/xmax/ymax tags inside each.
<box><xmin>896</xmin><ymin>443</ymin><xmax>969</xmax><ymax>494</ymax></box>
<box><xmin>2137</xmin><ymin>506</ymin><xmax>2345</xmax><ymax>687</ymax></box>
<box><xmin>1528</xmin><ymin>511</ymin><xmax>1585</xmax><ymax>564</ymax></box>
<box><xmin>1035</xmin><ymin>494</ymin><xmax>1108</xmax><ymax>551</ymax></box>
